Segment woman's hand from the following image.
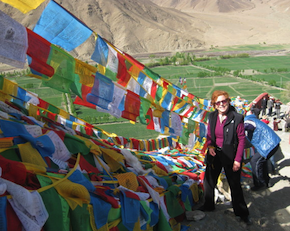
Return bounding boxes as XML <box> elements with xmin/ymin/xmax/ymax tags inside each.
<box><xmin>208</xmin><ymin>147</ymin><xmax>216</xmax><ymax>157</ymax></box>
<box><xmin>233</xmin><ymin>161</ymin><xmax>241</xmax><ymax>172</ymax></box>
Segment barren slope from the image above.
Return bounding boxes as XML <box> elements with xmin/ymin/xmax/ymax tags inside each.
<box><xmin>150</xmin><ymin>0</ymin><xmax>255</xmax><ymax>13</ymax></box>
<box><xmin>1</xmin><ymin>0</ymin><xmax>290</xmax><ymax>58</ymax></box>
<box><xmin>0</xmin><ymin>0</ymin><xmax>206</xmax><ymax>58</ymax></box>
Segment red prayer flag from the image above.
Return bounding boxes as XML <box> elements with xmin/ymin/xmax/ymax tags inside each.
<box><xmin>116</xmin><ymin>53</ymin><xmax>131</xmax><ymax>87</ymax></box>
<box><xmin>73</xmin><ymin>85</ymin><xmax>96</xmax><ymax>109</ymax></box>
<box><xmin>121</xmin><ymin>91</ymin><xmax>140</xmax><ymax>122</ymax></box>
<box><xmin>26</xmin><ymin>28</ymin><xmax>54</xmax><ymax>77</ymax></box>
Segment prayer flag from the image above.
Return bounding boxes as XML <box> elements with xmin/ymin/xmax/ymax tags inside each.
<box><xmin>41</xmin><ymin>45</ymin><xmax>81</xmax><ymax>97</ymax></box>
<box><xmin>0</xmin><ymin>10</ymin><xmax>27</xmax><ymax>68</ymax></box>
<box><xmin>26</xmin><ymin>28</ymin><xmax>54</xmax><ymax>77</ymax></box>
<box><xmin>91</xmin><ymin>35</ymin><xmax>108</xmax><ymax>66</ymax></box>
<box><xmin>33</xmin><ymin>0</ymin><xmax>92</xmax><ymax>51</ymax></box>
<box><xmin>0</xmin><ymin>0</ymin><xmax>45</xmax><ymax>14</ymax></box>
<box><xmin>121</xmin><ymin>90</ymin><xmax>140</xmax><ymax>122</ymax></box>
<box><xmin>87</xmin><ymin>72</ymin><xmax>114</xmax><ymax>110</ymax></box>
<box><xmin>74</xmin><ymin>85</ymin><xmax>96</xmax><ymax>109</ymax></box>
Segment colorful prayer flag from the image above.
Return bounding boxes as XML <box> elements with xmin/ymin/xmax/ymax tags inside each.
<box><xmin>33</xmin><ymin>0</ymin><xmax>92</xmax><ymax>51</ymax></box>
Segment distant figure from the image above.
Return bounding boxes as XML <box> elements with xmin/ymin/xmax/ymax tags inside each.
<box><xmin>179</xmin><ymin>77</ymin><xmax>183</xmax><ymax>85</ymax></box>
<box><xmin>273</xmin><ymin>117</ymin><xmax>281</xmax><ymax>131</ymax></box>
<box><xmin>267</xmin><ymin>97</ymin><xmax>274</xmax><ymax>116</ymax></box>
<box><xmin>261</xmin><ymin>96</ymin><xmax>268</xmax><ymax>116</ymax></box>
<box><xmin>285</xmin><ymin>102</ymin><xmax>290</xmax><ymax>118</ymax></box>
<box><xmin>284</xmin><ymin>116</ymin><xmax>290</xmax><ymax>132</ymax></box>
<box><xmin>244</xmin><ymin>112</ymin><xmax>281</xmax><ymax>191</ymax></box>
<box><xmin>250</xmin><ymin>103</ymin><xmax>261</xmax><ymax>119</ymax></box>
<box><xmin>275</xmin><ymin>99</ymin><xmax>282</xmax><ymax>119</ymax></box>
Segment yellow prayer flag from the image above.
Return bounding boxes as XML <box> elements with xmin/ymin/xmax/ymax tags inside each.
<box><xmin>2</xmin><ymin>78</ymin><xmax>17</xmax><ymax>97</ymax></box>
<box><xmin>101</xmin><ymin>147</ymin><xmax>124</xmax><ymax>172</ymax></box>
<box><xmin>115</xmin><ymin>172</ymin><xmax>139</xmax><ymax>191</ymax></box>
<box><xmin>18</xmin><ymin>142</ymin><xmax>48</xmax><ymax>167</ymax></box>
<box><xmin>0</xmin><ymin>91</ymin><xmax>12</xmax><ymax>102</ymax></box>
<box><xmin>0</xmin><ymin>137</ymin><xmax>13</xmax><ymax>148</ymax></box>
<box><xmin>0</xmin><ymin>0</ymin><xmax>46</xmax><ymax>14</ymax></box>
<box><xmin>152</xmin><ymin>109</ymin><xmax>164</xmax><ymax>118</ymax></box>
<box><xmin>152</xmin><ymin>165</ymin><xmax>167</xmax><ymax>176</ymax></box>
<box><xmin>28</xmin><ymin>104</ymin><xmax>40</xmax><ymax>119</ymax></box>
<box><xmin>128</xmin><ymin>65</ymin><xmax>140</xmax><ymax>79</ymax></box>
<box><xmin>51</xmin><ymin>177</ymin><xmax>90</xmax><ymax>210</ymax></box>
<box><xmin>75</xmin><ymin>59</ymin><xmax>97</xmax><ymax>87</ymax></box>
<box><xmin>170</xmin><ymin>218</ymin><xmax>181</xmax><ymax>231</ymax></box>
<box><xmin>23</xmin><ymin>162</ymin><xmax>47</xmax><ymax>174</ymax></box>
<box><xmin>58</xmin><ymin>109</ymin><xmax>70</xmax><ymax>119</ymax></box>
<box><xmin>190</xmin><ymin>183</ymin><xmax>199</xmax><ymax>203</ymax></box>
<box><xmin>133</xmin><ymin>220</ymin><xmax>141</xmax><ymax>231</ymax></box>
<box><xmin>172</xmin><ymin>100</ymin><xmax>187</xmax><ymax>112</ymax></box>
<box><xmin>98</xmin><ymin>64</ymin><xmax>106</xmax><ymax>75</ymax></box>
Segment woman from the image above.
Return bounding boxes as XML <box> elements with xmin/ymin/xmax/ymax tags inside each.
<box><xmin>200</xmin><ymin>90</ymin><xmax>250</xmax><ymax>224</ymax></box>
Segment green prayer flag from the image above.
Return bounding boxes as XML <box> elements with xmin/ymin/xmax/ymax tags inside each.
<box><xmin>64</xmin><ymin>133</ymin><xmax>90</xmax><ymax>155</ymax></box>
<box><xmin>165</xmin><ymin>185</ymin><xmax>184</xmax><ymax>218</ymax></box>
<box><xmin>0</xmin><ymin>147</ymin><xmax>22</xmax><ymax>162</ymax></box>
<box><xmin>42</xmin><ymin>45</ymin><xmax>76</xmax><ymax>94</ymax></box>
<box><xmin>70</xmin><ymin>204</ymin><xmax>93</xmax><ymax>231</ymax></box>
<box><xmin>37</xmin><ymin>175</ymin><xmax>70</xmax><ymax>231</ymax></box>
<box><xmin>108</xmin><ymin>207</ymin><xmax>121</xmax><ymax>222</ymax></box>
<box><xmin>154</xmin><ymin>208</ymin><xmax>172</xmax><ymax>231</ymax></box>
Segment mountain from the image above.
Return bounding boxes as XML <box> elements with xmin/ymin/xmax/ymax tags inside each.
<box><xmin>150</xmin><ymin>0</ymin><xmax>255</xmax><ymax>13</ymax></box>
<box><xmin>1</xmin><ymin>0</ymin><xmax>290</xmax><ymax>59</ymax></box>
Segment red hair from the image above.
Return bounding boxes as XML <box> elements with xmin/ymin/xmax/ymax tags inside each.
<box><xmin>211</xmin><ymin>90</ymin><xmax>231</xmax><ymax>106</ymax></box>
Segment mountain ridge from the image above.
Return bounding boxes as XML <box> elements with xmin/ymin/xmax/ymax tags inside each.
<box><xmin>1</xmin><ymin>0</ymin><xmax>290</xmax><ymax>59</ymax></box>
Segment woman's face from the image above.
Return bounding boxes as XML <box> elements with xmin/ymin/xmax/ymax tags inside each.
<box><xmin>215</xmin><ymin>95</ymin><xmax>229</xmax><ymax>114</ymax></box>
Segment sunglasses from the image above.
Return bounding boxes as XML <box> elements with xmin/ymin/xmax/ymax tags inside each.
<box><xmin>215</xmin><ymin>99</ymin><xmax>228</xmax><ymax>106</ymax></box>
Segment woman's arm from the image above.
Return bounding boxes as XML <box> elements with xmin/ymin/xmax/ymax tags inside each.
<box><xmin>234</xmin><ymin>121</ymin><xmax>246</xmax><ymax>163</ymax></box>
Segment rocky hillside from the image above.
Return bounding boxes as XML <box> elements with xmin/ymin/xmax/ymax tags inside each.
<box><xmin>150</xmin><ymin>0</ymin><xmax>255</xmax><ymax>13</ymax></box>
<box><xmin>1</xmin><ymin>0</ymin><xmax>290</xmax><ymax>59</ymax></box>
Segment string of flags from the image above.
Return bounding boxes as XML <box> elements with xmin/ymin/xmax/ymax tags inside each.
<box><xmin>0</xmin><ymin>1</ymin><xmax>255</xmax><ymax>230</ymax></box>
<box><xmin>0</xmin><ymin>0</ymin><xmax>212</xmax><ymax>144</ymax></box>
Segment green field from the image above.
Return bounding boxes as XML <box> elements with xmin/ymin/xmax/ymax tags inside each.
<box><xmin>4</xmin><ymin>52</ymin><xmax>290</xmax><ymax>139</ymax></box>
<box><xmin>207</xmin><ymin>44</ymin><xmax>290</xmax><ymax>52</ymax></box>
<box><xmin>196</xmin><ymin>56</ymin><xmax>290</xmax><ymax>71</ymax></box>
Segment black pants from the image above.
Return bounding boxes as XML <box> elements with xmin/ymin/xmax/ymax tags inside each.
<box><xmin>268</xmin><ymin>107</ymin><xmax>272</xmax><ymax>116</ymax></box>
<box><xmin>250</xmin><ymin>152</ymin><xmax>269</xmax><ymax>187</ymax></box>
<box><xmin>203</xmin><ymin>150</ymin><xmax>249</xmax><ymax>217</ymax></box>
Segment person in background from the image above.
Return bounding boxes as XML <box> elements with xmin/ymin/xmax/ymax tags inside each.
<box><xmin>244</xmin><ymin>111</ymin><xmax>281</xmax><ymax>190</ymax></box>
<box><xmin>200</xmin><ymin>90</ymin><xmax>250</xmax><ymax>225</ymax></box>
<box><xmin>261</xmin><ymin>115</ymin><xmax>269</xmax><ymax>124</ymax></box>
<box><xmin>250</xmin><ymin>103</ymin><xmax>261</xmax><ymax>119</ymax></box>
<box><xmin>267</xmin><ymin>97</ymin><xmax>274</xmax><ymax>116</ymax></box>
<box><xmin>284</xmin><ymin>116</ymin><xmax>290</xmax><ymax>132</ymax></box>
<box><xmin>285</xmin><ymin>102</ymin><xmax>290</xmax><ymax>118</ymax></box>
<box><xmin>260</xmin><ymin>115</ymin><xmax>277</xmax><ymax>174</ymax></box>
<box><xmin>261</xmin><ymin>96</ymin><xmax>268</xmax><ymax>116</ymax></box>
<box><xmin>275</xmin><ymin>99</ymin><xmax>282</xmax><ymax>119</ymax></box>
<box><xmin>273</xmin><ymin>117</ymin><xmax>281</xmax><ymax>131</ymax></box>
